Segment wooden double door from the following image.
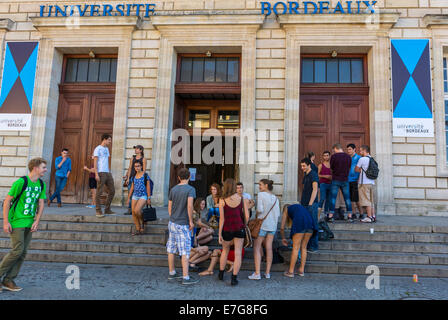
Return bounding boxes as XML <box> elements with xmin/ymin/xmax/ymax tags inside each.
<box><xmin>299</xmin><ymin>88</ymin><xmax>369</xmax><ymax>190</ymax></box>
<box><xmin>51</xmin><ymin>84</ymin><xmax>115</xmax><ymax>204</ymax></box>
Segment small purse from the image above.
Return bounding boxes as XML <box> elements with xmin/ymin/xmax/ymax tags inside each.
<box><xmin>248</xmin><ymin>198</ymin><xmax>278</xmax><ymax>239</ymax></box>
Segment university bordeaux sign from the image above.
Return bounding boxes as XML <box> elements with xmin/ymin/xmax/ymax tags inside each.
<box><xmin>39</xmin><ymin>1</ymin><xmax>377</xmax><ymax>17</ymax></box>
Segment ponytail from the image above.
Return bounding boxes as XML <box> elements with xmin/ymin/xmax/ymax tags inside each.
<box><xmin>260</xmin><ymin>179</ymin><xmax>274</xmax><ymax>191</ymax></box>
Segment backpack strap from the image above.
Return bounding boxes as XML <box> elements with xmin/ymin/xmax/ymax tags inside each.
<box><xmin>11</xmin><ymin>176</ymin><xmax>28</xmax><ymax>211</ymax></box>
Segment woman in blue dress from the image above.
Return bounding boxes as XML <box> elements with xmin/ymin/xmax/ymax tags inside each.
<box><xmin>280</xmin><ymin>203</ymin><xmax>318</xmax><ymax>278</ymax></box>
<box><xmin>127</xmin><ymin>160</ymin><xmax>151</xmax><ymax>235</ymax></box>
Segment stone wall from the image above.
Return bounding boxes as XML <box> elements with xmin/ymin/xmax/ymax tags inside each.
<box><xmin>0</xmin><ymin>0</ymin><xmax>447</xmax><ymax>214</ymax></box>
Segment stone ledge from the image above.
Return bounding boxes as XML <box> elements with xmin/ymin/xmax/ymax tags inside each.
<box><xmin>151</xmin><ymin>13</ymin><xmax>264</xmax><ymax>27</ymax></box>
<box><xmin>0</xmin><ymin>19</ymin><xmax>15</xmax><ymax>31</ymax></box>
<box><xmin>279</xmin><ymin>12</ymin><xmax>400</xmax><ymax>26</ymax></box>
<box><xmin>30</xmin><ymin>16</ymin><xmax>142</xmax><ymax>29</ymax></box>
<box><xmin>422</xmin><ymin>14</ymin><xmax>448</xmax><ymax>28</ymax></box>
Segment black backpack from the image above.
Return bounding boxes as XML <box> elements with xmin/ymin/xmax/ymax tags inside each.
<box><xmin>10</xmin><ymin>176</ymin><xmax>44</xmax><ymax>211</ymax></box>
<box><xmin>363</xmin><ymin>156</ymin><xmax>379</xmax><ymax>180</ymax></box>
<box><xmin>318</xmin><ymin>220</ymin><xmax>334</xmax><ymax>241</ymax></box>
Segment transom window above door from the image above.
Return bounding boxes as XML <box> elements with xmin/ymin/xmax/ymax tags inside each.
<box><xmin>301</xmin><ymin>58</ymin><xmax>364</xmax><ymax>84</ymax></box>
<box><xmin>179</xmin><ymin>57</ymin><xmax>240</xmax><ymax>83</ymax></box>
<box><xmin>64</xmin><ymin>58</ymin><xmax>117</xmax><ymax>83</ymax></box>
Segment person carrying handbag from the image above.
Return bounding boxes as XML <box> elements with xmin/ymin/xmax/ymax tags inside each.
<box><xmin>248</xmin><ymin>179</ymin><xmax>280</xmax><ymax>280</ymax></box>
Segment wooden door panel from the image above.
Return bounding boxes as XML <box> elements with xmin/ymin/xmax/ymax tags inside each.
<box><xmin>85</xmin><ymin>93</ymin><xmax>115</xmax><ymax>204</ymax></box>
<box><xmin>52</xmin><ymin>88</ymin><xmax>115</xmax><ymax>204</ymax></box>
<box><xmin>336</xmin><ymin>96</ymin><xmax>368</xmax><ymax>131</ymax></box>
<box><xmin>299</xmin><ymin>92</ymin><xmax>369</xmax><ymax>197</ymax></box>
<box><xmin>300</xmin><ymin>96</ymin><xmax>331</xmax><ymax>130</ymax></box>
<box><xmin>51</xmin><ymin>92</ymin><xmax>90</xmax><ymax>204</ymax></box>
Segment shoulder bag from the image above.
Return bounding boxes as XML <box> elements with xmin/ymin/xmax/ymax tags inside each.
<box><xmin>240</xmin><ymin>197</ymin><xmax>253</xmax><ymax>248</ymax></box>
<box><xmin>248</xmin><ymin>197</ymin><xmax>278</xmax><ymax>239</ymax></box>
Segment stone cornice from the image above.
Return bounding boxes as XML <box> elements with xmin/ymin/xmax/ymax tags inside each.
<box><xmin>151</xmin><ymin>14</ymin><xmax>264</xmax><ymax>28</ymax></box>
<box><xmin>0</xmin><ymin>19</ymin><xmax>15</xmax><ymax>31</ymax></box>
<box><xmin>279</xmin><ymin>12</ymin><xmax>400</xmax><ymax>28</ymax></box>
<box><xmin>423</xmin><ymin>14</ymin><xmax>448</xmax><ymax>28</ymax></box>
<box><xmin>30</xmin><ymin>16</ymin><xmax>142</xmax><ymax>30</ymax></box>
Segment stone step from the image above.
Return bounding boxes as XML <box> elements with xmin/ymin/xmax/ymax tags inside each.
<box><xmin>0</xmin><ymin>239</ymin><xmax>168</xmax><ymax>255</ymax></box>
<box><xmin>0</xmin><ymin>230</ymin><xmax>167</xmax><ymax>245</ymax></box>
<box><xmin>320</xmin><ymin>240</ymin><xmax>448</xmax><ymax>254</ymax></box>
<box><xmin>40</xmin><ymin>221</ymin><xmax>167</xmax><ymax>234</ymax></box>
<box><xmin>0</xmin><ymin>249</ymin><xmax>447</xmax><ymax>277</ymax></box>
<box><xmin>303</xmin><ymin>250</ymin><xmax>448</xmax><ymax>265</ymax></box>
<box><xmin>332</xmin><ymin>231</ymin><xmax>448</xmax><ymax>243</ymax></box>
<box><xmin>0</xmin><ymin>216</ymin><xmax>168</xmax><ymax>226</ymax></box>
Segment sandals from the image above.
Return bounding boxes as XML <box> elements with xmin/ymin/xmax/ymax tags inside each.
<box><xmin>199</xmin><ymin>270</ymin><xmax>213</xmax><ymax>276</ymax></box>
<box><xmin>283</xmin><ymin>271</ymin><xmax>294</xmax><ymax>278</ymax></box>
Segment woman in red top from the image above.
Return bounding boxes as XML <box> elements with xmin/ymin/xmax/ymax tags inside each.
<box><xmin>218</xmin><ymin>178</ymin><xmax>249</xmax><ymax>286</ymax></box>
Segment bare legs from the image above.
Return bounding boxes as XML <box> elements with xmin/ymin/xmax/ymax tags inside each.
<box><xmin>90</xmin><ymin>188</ymin><xmax>97</xmax><ymax>206</ymax></box>
<box><xmin>131</xmin><ymin>199</ymin><xmax>146</xmax><ymax>234</ymax></box>
<box><xmin>252</xmin><ymin>234</ymin><xmax>274</xmax><ymax>276</ymax></box>
<box><xmin>288</xmin><ymin>233</ymin><xmax>312</xmax><ymax>274</ymax></box>
<box><xmin>220</xmin><ymin>238</ymin><xmax>244</xmax><ymax>276</ymax></box>
<box><xmin>196</xmin><ymin>227</ymin><xmax>214</xmax><ymax>245</ymax></box>
<box><xmin>189</xmin><ymin>246</ymin><xmax>211</xmax><ymax>266</ymax></box>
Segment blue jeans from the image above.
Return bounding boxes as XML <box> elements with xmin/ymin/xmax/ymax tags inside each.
<box><xmin>127</xmin><ymin>181</ymin><xmax>133</xmax><ymax>209</ymax></box>
<box><xmin>329</xmin><ymin>180</ymin><xmax>352</xmax><ymax>214</ymax></box>
<box><xmin>50</xmin><ymin>176</ymin><xmax>67</xmax><ymax>204</ymax></box>
<box><xmin>207</xmin><ymin>207</ymin><xmax>220</xmax><ymax>221</ymax></box>
<box><xmin>305</xmin><ymin>203</ymin><xmax>319</xmax><ymax>251</ymax></box>
<box><xmin>318</xmin><ymin>183</ymin><xmax>331</xmax><ymax>213</ymax></box>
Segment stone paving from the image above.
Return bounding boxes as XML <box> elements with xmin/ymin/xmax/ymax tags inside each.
<box><xmin>0</xmin><ymin>262</ymin><xmax>447</xmax><ymax>300</ymax></box>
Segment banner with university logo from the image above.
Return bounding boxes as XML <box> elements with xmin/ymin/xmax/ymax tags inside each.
<box><xmin>391</xmin><ymin>39</ymin><xmax>433</xmax><ymax>137</ymax></box>
<box><xmin>0</xmin><ymin>42</ymin><xmax>39</xmax><ymax>131</ymax></box>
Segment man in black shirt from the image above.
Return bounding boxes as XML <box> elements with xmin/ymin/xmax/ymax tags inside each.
<box><xmin>301</xmin><ymin>158</ymin><xmax>319</xmax><ymax>253</ymax></box>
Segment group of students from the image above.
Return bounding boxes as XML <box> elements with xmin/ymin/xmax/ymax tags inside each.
<box><xmin>47</xmin><ymin>134</ymin><xmax>153</xmax><ymax>236</ymax></box>
<box><xmin>308</xmin><ymin>143</ymin><xmax>377</xmax><ymax>224</ymax></box>
<box><xmin>166</xmin><ymin>163</ymin><xmax>322</xmax><ymax>286</ymax></box>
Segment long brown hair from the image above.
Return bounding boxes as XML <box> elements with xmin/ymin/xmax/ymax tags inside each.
<box><xmin>193</xmin><ymin>197</ymin><xmax>205</xmax><ymax>214</ymax></box>
<box><xmin>221</xmin><ymin>178</ymin><xmax>237</xmax><ymax>199</ymax></box>
<box><xmin>210</xmin><ymin>183</ymin><xmax>222</xmax><ymax>204</ymax></box>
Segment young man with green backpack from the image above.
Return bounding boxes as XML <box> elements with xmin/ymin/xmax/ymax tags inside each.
<box><xmin>0</xmin><ymin>158</ymin><xmax>47</xmax><ymax>292</ymax></box>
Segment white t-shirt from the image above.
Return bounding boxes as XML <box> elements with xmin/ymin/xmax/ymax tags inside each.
<box><xmin>356</xmin><ymin>156</ymin><xmax>375</xmax><ymax>185</ymax></box>
<box><xmin>93</xmin><ymin>145</ymin><xmax>110</xmax><ymax>173</ymax></box>
<box><xmin>256</xmin><ymin>192</ymin><xmax>281</xmax><ymax>232</ymax></box>
<box><xmin>242</xmin><ymin>192</ymin><xmax>252</xmax><ymax>200</ymax></box>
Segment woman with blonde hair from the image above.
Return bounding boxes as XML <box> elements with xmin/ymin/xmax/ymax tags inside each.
<box><xmin>218</xmin><ymin>178</ymin><xmax>249</xmax><ymax>286</ymax></box>
<box><xmin>280</xmin><ymin>203</ymin><xmax>318</xmax><ymax>278</ymax></box>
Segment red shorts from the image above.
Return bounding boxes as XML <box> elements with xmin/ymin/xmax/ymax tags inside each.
<box><xmin>221</xmin><ymin>248</ymin><xmax>245</xmax><ymax>262</ymax></box>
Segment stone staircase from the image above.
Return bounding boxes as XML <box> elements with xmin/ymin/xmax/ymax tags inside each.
<box><xmin>0</xmin><ymin>214</ymin><xmax>447</xmax><ymax>277</ymax></box>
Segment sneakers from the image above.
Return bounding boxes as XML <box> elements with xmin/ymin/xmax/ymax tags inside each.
<box><xmin>86</xmin><ymin>205</ymin><xmax>95</xmax><ymax>209</ymax></box>
<box><xmin>361</xmin><ymin>216</ymin><xmax>373</xmax><ymax>223</ymax></box>
<box><xmin>326</xmin><ymin>216</ymin><xmax>334</xmax><ymax>223</ymax></box>
<box><xmin>104</xmin><ymin>209</ymin><xmax>116</xmax><ymax>215</ymax></box>
<box><xmin>181</xmin><ymin>276</ymin><xmax>199</xmax><ymax>285</ymax></box>
<box><xmin>248</xmin><ymin>273</ymin><xmax>261</xmax><ymax>280</ymax></box>
<box><xmin>264</xmin><ymin>273</ymin><xmax>271</xmax><ymax>279</ymax></box>
<box><xmin>168</xmin><ymin>273</ymin><xmax>183</xmax><ymax>280</ymax></box>
<box><xmin>124</xmin><ymin>208</ymin><xmax>132</xmax><ymax>215</ymax></box>
<box><xmin>347</xmin><ymin>215</ymin><xmax>355</xmax><ymax>223</ymax></box>
<box><xmin>96</xmin><ymin>211</ymin><xmax>105</xmax><ymax>218</ymax></box>
<box><xmin>2</xmin><ymin>280</ymin><xmax>22</xmax><ymax>292</ymax></box>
